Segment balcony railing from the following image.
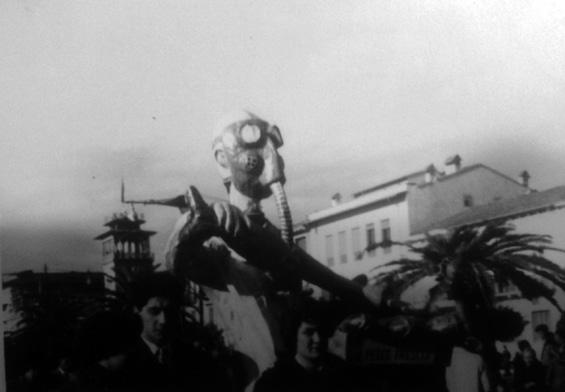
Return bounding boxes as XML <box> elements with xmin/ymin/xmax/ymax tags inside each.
<box><xmin>107</xmin><ymin>251</ymin><xmax>154</xmax><ymax>260</ymax></box>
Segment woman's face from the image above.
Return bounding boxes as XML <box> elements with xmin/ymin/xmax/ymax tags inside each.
<box><xmin>296</xmin><ymin>321</ymin><xmax>324</xmax><ymax>362</ymax></box>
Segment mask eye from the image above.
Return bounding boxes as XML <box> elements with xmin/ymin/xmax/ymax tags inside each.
<box><xmin>240</xmin><ymin>124</ymin><xmax>261</xmax><ymax>144</ymax></box>
<box><xmin>268</xmin><ymin>125</ymin><xmax>283</xmax><ymax>148</ymax></box>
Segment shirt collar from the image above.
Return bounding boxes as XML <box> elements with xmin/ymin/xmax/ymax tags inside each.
<box><xmin>294</xmin><ymin>354</ymin><xmax>323</xmax><ymax>372</ymax></box>
<box><xmin>141</xmin><ymin>335</ymin><xmax>160</xmax><ymax>356</ymax></box>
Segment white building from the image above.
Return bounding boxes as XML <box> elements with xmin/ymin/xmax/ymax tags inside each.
<box><xmin>295</xmin><ymin>156</ymin><xmax>530</xmax><ymax>280</ymax></box>
<box><xmin>295</xmin><ymin>158</ymin><xmax>565</xmax><ymax>352</ymax></box>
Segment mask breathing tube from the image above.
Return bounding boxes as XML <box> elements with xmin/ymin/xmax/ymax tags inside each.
<box><xmin>270</xmin><ymin>181</ymin><xmax>293</xmax><ymax>245</ymax></box>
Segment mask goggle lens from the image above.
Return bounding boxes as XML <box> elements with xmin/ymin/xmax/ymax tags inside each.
<box><xmin>231</xmin><ymin>120</ymin><xmax>284</xmax><ymax>148</ymax></box>
<box><xmin>240</xmin><ymin>124</ymin><xmax>261</xmax><ymax>144</ymax></box>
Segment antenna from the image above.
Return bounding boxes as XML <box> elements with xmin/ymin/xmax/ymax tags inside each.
<box><xmin>119</xmin><ymin>178</ymin><xmax>227</xmax><ymax>210</ymax></box>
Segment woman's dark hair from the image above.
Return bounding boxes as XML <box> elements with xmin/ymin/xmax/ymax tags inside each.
<box><xmin>280</xmin><ymin>298</ymin><xmax>332</xmax><ymax>356</ymax></box>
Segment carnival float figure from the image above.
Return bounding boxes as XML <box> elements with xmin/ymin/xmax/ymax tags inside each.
<box><xmin>122</xmin><ymin>111</ymin><xmax>383</xmax><ymax>388</ymax></box>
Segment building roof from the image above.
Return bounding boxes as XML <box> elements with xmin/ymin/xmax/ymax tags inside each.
<box><xmin>306</xmin><ymin>191</ymin><xmax>407</xmax><ymax>227</ymax></box>
<box><xmin>419</xmin><ymin>185</ymin><xmax>565</xmax><ymax>233</ymax></box>
<box><xmin>104</xmin><ymin>212</ymin><xmax>146</xmax><ymax>227</ymax></box>
<box><xmin>3</xmin><ymin>270</ymin><xmax>104</xmax><ymax>290</ymax></box>
<box><xmin>416</xmin><ymin>164</ymin><xmax>526</xmax><ymax>189</ymax></box>
<box><xmin>303</xmin><ymin>161</ymin><xmax>529</xmax><ymax>231</ymax></box>
<box><xmin>94</xmin><ymin>229</ymin><xmax>156</xmax><ymax>240</ymax></box>
<box><xmin>353</xmin><ymin>169</ymin><xmax>426</xmax><ymax>198</ymax></box>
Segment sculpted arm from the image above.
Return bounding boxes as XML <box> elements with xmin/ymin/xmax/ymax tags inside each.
<box><xmin>166</xmin><ymin>186</ymin><xmax>382</xmax><ymax>308</ymax></box>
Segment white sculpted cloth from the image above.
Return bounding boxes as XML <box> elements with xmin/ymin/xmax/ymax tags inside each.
<box><xmin>165</xmin><ymin>212</ymin><xmax>277</xmax><ymax>383</ymax></box>
<box><xmin>445</xmin><ymin>346</ymin><xmax>489</xmax><ymax>392</ymax></box>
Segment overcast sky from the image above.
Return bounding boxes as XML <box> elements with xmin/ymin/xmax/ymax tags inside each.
<box><xmin>2</xmin><ymin>0</ymin><xmax>565</xmax><ymax>273</ymax></box>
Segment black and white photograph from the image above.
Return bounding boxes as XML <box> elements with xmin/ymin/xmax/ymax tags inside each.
<box><xmin>2</xmin><ymin>1</ymin><xmax>565</xmax><ymax>391</ymax></box>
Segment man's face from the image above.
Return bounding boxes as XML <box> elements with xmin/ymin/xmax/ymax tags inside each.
<box><xmin>535</xmin><ymin>331</ymin><xmax>544</xmax><ymax>342</ymax></box>
<box><xmin>215</xmin><ymin>118</ymin><xmax>285</xmax><ymax>200</ymax></box>
<box><xmin>296</xmin><ymin>321</ymin><xmax>324</xmax><ymax>362</ymax></box>
<box><xmin>136</xmin><ymin>297</ymin><xmax>173</xmax><ymax>346</ymax></box>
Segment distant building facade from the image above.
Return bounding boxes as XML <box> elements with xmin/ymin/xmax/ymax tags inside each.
<box><xmin>2</xmin><ymin>270</ymin><xmax>105</xmax><ymax>336</ymax></box>
<box><xmin>295</xmin><ymin>157</ymin><xmax>565</xmax><ymax>352</ymax></box>
<box><xmin>95</xmin><ymin>209</ymin><xmax>156</xmax><ymax>291</ymax></box>
<box><xmin>295</xmin><ymin>156</ymin><xmax>530</xmax><ymax>280</ymax></box>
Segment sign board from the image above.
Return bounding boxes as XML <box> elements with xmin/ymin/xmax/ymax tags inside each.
<box><xmin>359</xmin><ymin>340</ymin><xmax>435</xmax><ymax>366</ymax></box>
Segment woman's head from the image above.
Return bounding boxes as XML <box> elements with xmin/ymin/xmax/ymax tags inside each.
<box><xmin>523</xmin><ymin>348</ymin><xmax>537</xmax><ymax>365</ymax></box>
<box><xmin>282</xmin><ymin>299</ymin><xmax>332</xmax><ymax>360</ymax></box>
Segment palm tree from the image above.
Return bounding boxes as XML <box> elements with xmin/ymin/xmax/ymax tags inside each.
<box><xmin>364</xmin><ymin>223</ymin><xmax>565</xmax><ymax>379</ymax></box>
<box><xmin>370</xmin><ymin>223</ymin><xmax>565</xmax><ymax>313</ymax></box>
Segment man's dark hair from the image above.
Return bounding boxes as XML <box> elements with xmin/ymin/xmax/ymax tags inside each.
<box><xmin>129</xmin><ymin>272</ymin><xmax>183</xmax><ymax>310</ymax></box>
<box><xmin>534</xmin><ymin>324</ymin><xmax>550</xmax><ymax>338</ymax></box>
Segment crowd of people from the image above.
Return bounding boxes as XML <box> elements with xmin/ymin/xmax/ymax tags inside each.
<box><xmin>495</xmin><ymin>325</ymin><xmax>565</xmax><ymax>392</ymax></box>
<box><xmin>12</xmin><ymin>273</ymin><xmax>363</xmax><ymax>392</ymax></box>
<box><xmin>14</xmin><ymin>273</ymin><xmax>231</xmax><ymax>392</ymax></box>
<box><xmin>10</xmin><ymin>271</ymin><xmax>565</xmax><ymax>392</ymax></box>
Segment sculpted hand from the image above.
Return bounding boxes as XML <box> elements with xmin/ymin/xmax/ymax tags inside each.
<box><xmin>178</xmin><ymin>186</ymin><xmax>222</xmax><ymax>245</ymax></box>
<box><xmin>211</xmin><ymin>202</ymin><xmax>250</xmax><ymax>239</ymax></box>
<box><xmin>362</xmin><ymin>279</ymin><xmax>386</xmax><ymax>307</ymax></box>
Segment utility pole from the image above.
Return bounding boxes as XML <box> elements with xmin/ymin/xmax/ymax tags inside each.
<box><xmin>0</xmin><ymin>239</ymin><xmax>7</xmax><ymax>392</ymax></box>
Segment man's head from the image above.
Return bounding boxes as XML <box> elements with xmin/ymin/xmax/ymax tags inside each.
<box><xmin>212</xmin><ymin>110</ymin><xmax>285</xmax><ymax>200</ymax></box>
<box><xmin>518</xmin><ymin>339</ymin><xmax>532</xmax><ymax>353</ymax></box>
<box><xmin>212</xmin><ymin>110</ymin><xmax>294</xmax><ymax>243</ymax></box>
<box><xmin>130</xmin><ymin>273</ymin><xmax>183</xmax><ymax>347</ymax></box>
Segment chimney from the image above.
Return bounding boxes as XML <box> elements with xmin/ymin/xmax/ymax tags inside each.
<box><xmin>425</xmin><ymin>164</ymin><xmax>437</xmax><ymax>183</ymax></box>
<box><xmin>331</xmin><ymin>192</ymin><xmax>342</xmax><ymax>207</ymax></box>
<box><xmin>519</xmin><ymin>170</ymin><xmax>530</xmax><ymax>188</ymax></box>
<box><xmin>445</xmin><ymin>154</ymin><xmax>462</xmax><ymax>175</ymax></box>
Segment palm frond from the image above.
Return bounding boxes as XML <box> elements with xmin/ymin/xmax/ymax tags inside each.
<box><xmin>485</xmin><ymin>259</ymin><xmax>560</xmax><ymax>310</ymax></box>
<box><xmin>382</xmin><ymin>269</ymin><xmax>437</xmax><ymax>305</ymax></box>
<box><xmin>370</xmin><ymin>258</ymin><xmax>433</xmax><ymax>272</ymax></box>
<box><xmin>372</xmin><ymin>222</ymin><xmax>564</xmax><ymax>320</ymax></box>
<box><xmin>493</xmin><ymin>254</ymin><xmax>565</xmax><ymax>293</ymax></box>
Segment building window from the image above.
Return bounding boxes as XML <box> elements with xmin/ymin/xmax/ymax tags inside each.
<box><xmin>296</xmin><ymin>236</ymin><xmax>307</xmax><ymax>252</ymax></box>
<box><xmin>206</xmin><ymin>304</ymin><xmax>214</xmax><ymax>324</ymax></box>
<box><xmin>381</xmin><ymin>219</ymin><xmax>391</xmax><ymax>254</ymax></box>
<box><xmin>352</xmin><ymin>227</ymin><xmax>361</xmax><ymax>260</ymax></box>
<box><xmin>102</xmin><ymin>239</ymin><xmax>114</xmax><ymax>256</ymax></box>
<box><xmin>532</xmin><ymin>310</ymin><xmax>550</xmax><ymax>340</ymax></box>
<box><xmin>366</xmin><ymin>224</ymin><xmax>376</xmax><ymax>256</ymax></box>
<box><xmin>338</xmin><ymin>231</ymin><xmax>347</xmax><ymax>264</ymax></box>
<box><xmin>463</xmin><ymin>194</ymin><xmax>474</xmax><ymax>207</ymax></box>
<box><xmin>325</xmin><ymin>234</ymin><xmax>335</xmax><ymax>266</ymax></box>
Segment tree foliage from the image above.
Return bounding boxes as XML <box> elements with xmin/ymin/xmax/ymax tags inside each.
<box><xmin>370</xmin><ymin>223</ymin><xmax>565</xmax><ymax>314</ymax></box>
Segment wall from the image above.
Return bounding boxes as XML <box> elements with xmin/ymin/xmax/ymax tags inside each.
<box><xmin>511</xmin><ymin>209</ymin><xmax>565</xmax><ymax>268</ymax></box>
<box><xmin>408</xmin><ymin>165</ymin><xmax>526</xmax><ymax>235</ymax></box>
<box><xmin>304</xmin><ymin>199</ymin><xmax>412</xmax><ymax>279</ymax></box>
